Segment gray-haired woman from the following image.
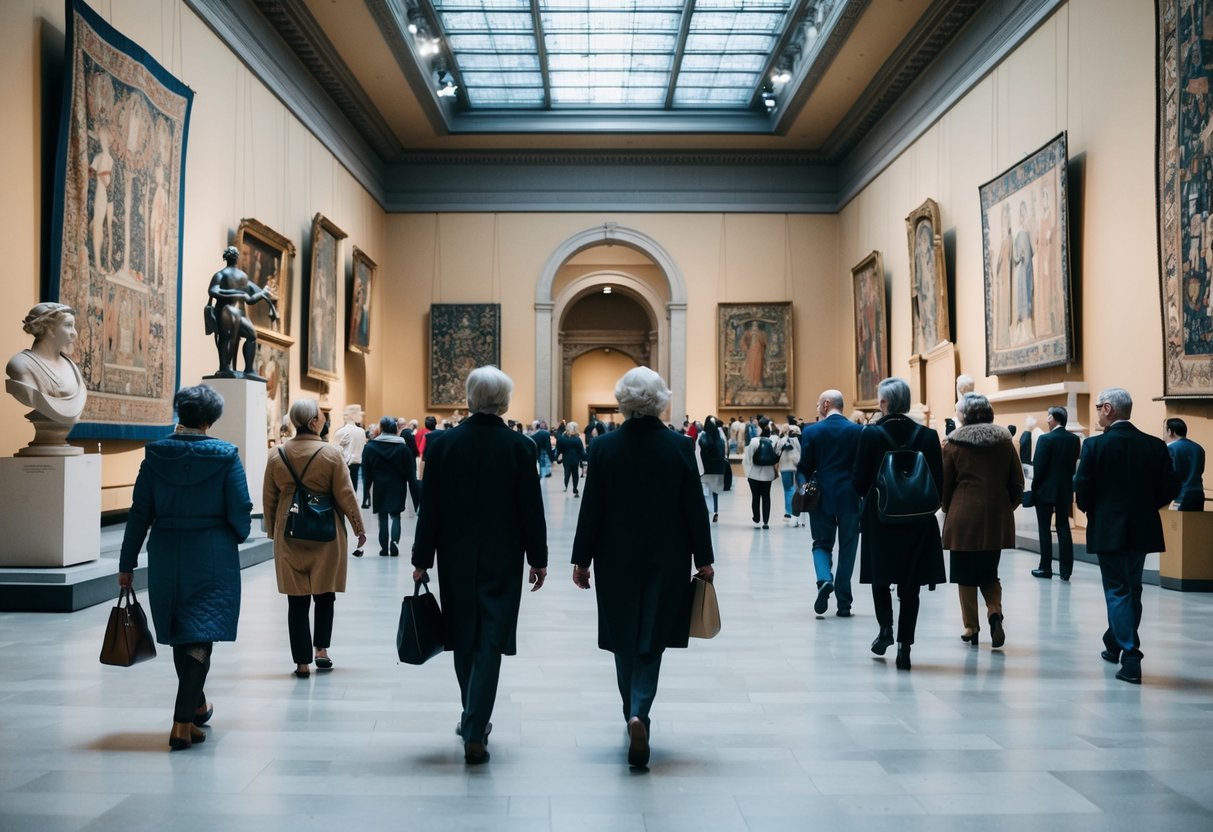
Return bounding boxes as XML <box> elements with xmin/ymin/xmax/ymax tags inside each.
<box><xmin>572</xmin><ymin>366</ymin><xmax>715</xmax><ymax>768</ymax></box>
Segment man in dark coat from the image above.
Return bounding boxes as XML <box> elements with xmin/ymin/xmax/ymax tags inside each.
<box><xmin>799</xmin><ymin>388</ymin><xmax>863</xmax><ymax>617</ymax></box>
<box><xmin>572</xmin><ymin>366</ymin><xmax>714</xmax><ymax>768</ymax></box>
<box><xmin>412</xmin><ymin>367</ymin><xmax>548</xmax><ymax>764</ymax></box>
<box><xmin>362</xmin><ymin>416</ymin><xmax>418</xmax><ymax>557</ymax></box>
<box><xmin>1165</xmin><ymin>417</ymin><xmax>1206</xmax><ymax>511</ymax></box>
<box><xmin>852</xmin><ymin>377</ymin><xmax>945</xmax><ymax>671</ymax></box>
<box><xmin>1030</xmin><ymin>406</ymin><xmax>1082</xmax><ymax>580</ymax></box>
<box><xmin>530</xmin><ymin>420</ymin><xmax>554</xmax><ymax>478</ymax></box>
<box><xmin>1075</xmin><ymin>388</ymin><xmax>1179</xmax><ymax>684</ymax></box>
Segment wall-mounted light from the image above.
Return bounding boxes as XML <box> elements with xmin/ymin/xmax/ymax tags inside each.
<box><xmin>602</xmin><ymin>286</ymin><xmax>612</xmax><ymax>294</ymax></box>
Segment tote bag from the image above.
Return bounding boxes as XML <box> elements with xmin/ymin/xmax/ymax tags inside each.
<box><xmin>99</xmin><ymin>587</ymin><xmax>157</xmax><ymax>667</ymax></box>
<box><xmin>396</xmin><ymin>578</ymin><xmax>445</xmax><ymax>664</ymax></box>
<box><xmin>688</xmin><ymin>576</ymin><xmax>721</xmax><ymax>639</ymax></box>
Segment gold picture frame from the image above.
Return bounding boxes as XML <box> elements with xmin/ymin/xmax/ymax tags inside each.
<box><xmin>235</xmin><ymin>218</ymin><xmax>295</xmax><ymax>339</ymax></box>
<box><xmin>852</xmin><ymin>251</ymin><xmax>889</xmax><ymax>409</ymax></box>
<box><xmin>253</xmin><ymin>330</ymin><xmax>292</xmax><ymax>448</ymax></box>
<box><xmin>905</xmin><ymin>198</ymin><xmax>950</xmax><ymax>356</ymax></box>
<box><xmin>306</xmin><ymin>213</ymin><xmax>347</xmax><ymax>382</ymax></box>
<box><xmin>716</xmin><ymin>302</ymin><xmax>794</xmax><ymax>411</ymax></box>
<box><xmin>348</xmin><ymin>247</ymin><xmax>375</xmax><ymax>354</ymax></box>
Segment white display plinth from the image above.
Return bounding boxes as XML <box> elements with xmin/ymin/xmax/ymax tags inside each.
<box><xmin>0</xmin><ymin>454</ymin><xmax>100</xmax><ymax>567</ymax></box>
<box><xmin>205</xmin><ymin>377</ymin><xmax>267</xmax><ymax>515</ymax></box>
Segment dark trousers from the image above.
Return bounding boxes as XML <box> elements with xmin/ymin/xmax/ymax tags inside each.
<box><xmin>287</xmin><ymin>593</ymin><xmax>335</xmax><ymax>664</ymax></box>
<box><xmin>378</xmin><ymin>512</ymin><xmax>401</xmax><ymax>555</ymax></box>
<box><xmin>748</xmin><ymin>478</ymin><xmax>772</xmax><ymax>523</ymax></box>
<box><xmin>172</xmin><ymin>643</ymin><xmax>212</xmax><ymax>723</ymax></box>
<box><xmin>1035</xmin><ymin>500</ymin><xmax>1074</xmax><ymax>576</ymax></box>
<box><xmin>362</xmin><ymin>475</ymin><xmax>372</xmax><ymax>507</ymax></box>
<box><xmin>614</xmin><ymin>651</ymin><xmax>663</xmax><ymax>729</ymax></box>
<box><xmin>563</xmin><ymin>462</ymin><xmax>581</xmax><ymax>493</ymax></box>
<box><xmin>872</xmin><ymin>583</ymin><xmax>921</xmax><ymax>645</ymax></box>
<box><xmin>1099</xmin><ymin>552</ymin><xmax>1146</xmax><ymax>659</ymax></box>
<box><xmin>347</xmin><ymin>463</ymin><xmax>361</xmax><ymax>492</ymax></box>
<box><xmin>453</xmin><ymin>645</ymin><xmax>502</xmax><ymax>744</ymax></box>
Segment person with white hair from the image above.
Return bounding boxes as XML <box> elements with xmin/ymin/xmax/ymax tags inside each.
<box><xmin>556</xmin><ymin>421</ymin><xmax>587</xmax><ymax>496</ymax></box>
<box><xmin>334</xmin><ymin>404</ymin><xmax>366</xmax><ymax>507</ymax></box>
<box><xmin>412</xmin><ymin>366</ymin><xmax>548</xmax><ymax>764</ymax></box>
<box><xmin>571</xmin><ymin>366</ymin><xmax>715</xmax><ymax>769</ymax></box>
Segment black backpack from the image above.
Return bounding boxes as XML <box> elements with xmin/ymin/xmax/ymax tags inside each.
<box><xmin>752</xmin><ymin>437</ymin><xmax>780</xmax><ymax>466</ymax></box>
<box><xmin>872</xmin><ymin>425</ymin><xmax>939</xmax><ymax>524</ymax></box>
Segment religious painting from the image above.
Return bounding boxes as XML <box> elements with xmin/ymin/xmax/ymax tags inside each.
<box><xmin>717</xmin><ymin>302</ymin><xmax>793</xmax><ymax>410</ymax></box>
<box><xmin>852</xmin><ymin>253</ymin><xmax>888</xmax><ymax>409</ymax></box>
<box><xmin>978</xmin><ymin>132</ymin><xmax>1073</xmax><ymax>375</ymax></box>
<box><xmin>305</xmin><ymin>213</ymin><xmax>346</xmax><ymax>382</ymax></box>
<box><xmin>348</xmin><ymin>247</ymin><xmax>375</xmax><ymax>354</ymax></box>
<box><xmin>253</xmin><ymin>332</ymin><xmax>291</xmax><ymax>447</ymax></box>
<box><xmin>235</xmin><ymin>218</ymin><xmax>295</xmax><ymax>339</ymax></box>
<box><xmin>429</xmin><ymin>304</ymin><xmax>501</xmax><ymax>409</ymax></box>
<box><xmin>1158</xmin><ymin>0</ymin><xmax>1213</xmax><ymax>396</ymax></box>
<box><xmin>905</xmin><ymin>198</ymin><xmax>951</xmax><ymax>356</ymax></box>
<box><xmin>49</xmin><ymin>0</ymin><xmax>193</xmax><ymax>439</ymax></box>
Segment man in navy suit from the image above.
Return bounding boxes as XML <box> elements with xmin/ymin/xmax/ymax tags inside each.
<box><xmin>530</xmin><ymin>420</ymin><xmax>554</xmax><ymax>478</ymax></box>
<box><xmin>798</xmin><ymin>389</ymin><xmax>863</xmax><ymax>617</ymax></box>
<box><xmin>1075</xmin><ymin>388</ymin><xmax>1179</xmax><ymax>684</ymax></box>
<box><xmin>1030</xmin><ymin>406</ymin><xmax>1082</xmax><ymax>580</ymax></box>
<box><xmin>1165</xmin><ymin>418</ymin><xmax>1205</xmax><ymax>511</ymax></box>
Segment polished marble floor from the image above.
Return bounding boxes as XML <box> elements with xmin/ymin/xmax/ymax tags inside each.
<box><xmin>2</xmin><ymin>474</ymin><xmax>1212</xmax><ymax>832</ymax></box>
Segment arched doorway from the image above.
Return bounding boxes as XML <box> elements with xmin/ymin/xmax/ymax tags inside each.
<box><xmin>561</xmin><ymin>287</ymin><xmax>652</xmax><ymax>424</ymax></box>
<box><xmin>534</xmin><ymin>223</ymin><xmax>687</xmax><ymax>422</ymax></box>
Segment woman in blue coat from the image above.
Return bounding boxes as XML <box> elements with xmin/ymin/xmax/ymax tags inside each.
<box><xmin>118</xmin><ymin>385</ymin><xmax>253</xmax><ymax>751</ymax></box>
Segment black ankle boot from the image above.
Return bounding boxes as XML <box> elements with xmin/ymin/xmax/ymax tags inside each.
<box><xmin>871</xmin><ymin>626</ymin><xmax>895</xmax><ymax>655</ymax></box>
<box><xmin>895</xmin><ymin>644</ymin><xmax>912</xmax><ymax>671</ymax></box>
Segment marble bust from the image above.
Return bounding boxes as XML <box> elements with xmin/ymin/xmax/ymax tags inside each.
<box><xmin>5</xmin><ymin>302</ymin><xmax>87</xmax><ymax>456</ymax></box>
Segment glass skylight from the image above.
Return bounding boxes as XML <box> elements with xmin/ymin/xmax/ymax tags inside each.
<box><xmin>425</xmin><ymin>0</ymin><xmax>798</xmax><ymax>111</ymax></box>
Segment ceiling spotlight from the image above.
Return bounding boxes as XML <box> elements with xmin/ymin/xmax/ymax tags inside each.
<box><xmin>437</xmin><ymin>73</ymin><xmax>458</xmax><ymax>97</ymax></box>
<box><xmin>764</xmin><ymin>98</ymin><xmax>777</xmax><ymax>110</ymax></box>
<box><xmin>773</xmin><ymin>69</ymin><xmax>792</xmax><ymax>84</ymax></box>
<box><xmin>602</xmin><ymin>286</ymin><xmax>612</xmax><ymax>294</ymax></box>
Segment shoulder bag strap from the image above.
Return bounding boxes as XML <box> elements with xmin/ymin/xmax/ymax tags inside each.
<box><xmin>279</xmin><ymin>447</ymin><xmax>324</xmax><ymax>491</ymax></box>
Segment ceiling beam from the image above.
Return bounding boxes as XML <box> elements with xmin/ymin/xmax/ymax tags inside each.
<box><xmin>750</xmin><ymin>0</ymin><xmax>813</xmax><ymax>112</ymax></box>
<box><xmin>529</xmin><ymin>0</ymin><xmax>552</xmax><ymax>110</ymax></box>
<box><xmin>664</xmin><ymin>0</ymin><xmax>697</xmax><ymax>110</ymax></box>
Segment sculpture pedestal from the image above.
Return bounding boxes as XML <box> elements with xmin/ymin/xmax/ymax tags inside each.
<box><xmin>205</xmin><ymin>377</ymin><xmax>267</xmax><ymax>515</ymax></box>
<box><xmin>1160</xmin><ymin>509</ymin><xmax>1213</xmax><ymax>592</ymax></box>
<box><xmin>0</xmin><ymin>455</ymin><xmax>100</xmax><ymax>567</ymax></box>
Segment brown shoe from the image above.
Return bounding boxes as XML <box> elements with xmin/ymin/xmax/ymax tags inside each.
<box><xmin>169</xmin><ymin>721</ymin><xmax>200</xmax><ymax>751</ymax></box>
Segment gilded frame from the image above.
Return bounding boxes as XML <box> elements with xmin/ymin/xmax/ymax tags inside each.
<box><xmin>978</xmin><ymin>132</ymin><xmax>1073</xmax><ymax>375</ymax></box>
<box><xmin>905</xmin><ymin>198</ymin><xmax>951</xmax><ymax>356</ymax></box>
<box><xmin>716</xmin><ymin>302</ymin><xmax>794</xmax><ymax>411</ymax></box>
<box><xmin>348</xmin><ymin>247</ymin><xmax>375</xmax><ymax>354</ymax></box>
<box><xmin>235</xmin><ymin>218</ymin><xmax>295</xmax><ymax>339</ymax></box>
<box><xmin>852</xmin><ymin>251</ymin><xmax>889</xmax><ymax>409</ymax></box>
<box><xmin>305</xmin><ymin>213</ymin><xmax>346</xmax><ymax>382</ymax></box>
<box><xmin>253</xmin><ymin>330</ymin><xmax>292</xmax><ymax>448</ymax></box>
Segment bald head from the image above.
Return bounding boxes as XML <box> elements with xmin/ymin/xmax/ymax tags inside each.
<box><xmin>818</xmin><ymin>389</ymin><xmax>845</xmax><ymax>417</ymax></box>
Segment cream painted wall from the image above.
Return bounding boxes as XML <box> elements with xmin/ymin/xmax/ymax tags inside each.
<box><xmin>380</xmin><ymin>212</ymin><xmax>840</xmax><ymax>425</ymax></box>
<box><xmin>570</xmin><ymin>349</ymin><xmax>637</xmax><ymax>427</ymax></box>
<box><xmin>2</xmin><ymin>0</ymin><xmax>385</xmax><ymax>508</ymax></box>
<box><xmin>836</xmin><ymin>0</ymin><xmax>1199</xmax><ymax>447</ymax></box>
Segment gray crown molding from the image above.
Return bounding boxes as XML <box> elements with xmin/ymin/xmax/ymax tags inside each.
<box><xmin>184</xmin><ymin>0</ymin><xmax>387</xmax><ymax>205</ymax></box>
<box><xmin>834</xmin><ymin>0</ymin><xmax>1065</xmax><ymax>209</ymax></box>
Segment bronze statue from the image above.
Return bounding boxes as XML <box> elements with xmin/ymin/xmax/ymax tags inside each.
<box><xmin>5</xmin><ymin>302</ymin><xmax>88</xmax><ymax>456</ymax></box>
<box><xmin>205</xmin><ymin>246</ymin><xmax>277</xmax><ymax>381</ymax></box>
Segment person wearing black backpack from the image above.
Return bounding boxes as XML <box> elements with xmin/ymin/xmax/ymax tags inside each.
<box><xmin>742</xmin><ymin>416</ymin><xmax>780</xmax><ymax>528</ymax></box>
<box><xmin>852</xmin><ymin>377</ymin><xmax>946</xmax><ymax>671</ymax></box>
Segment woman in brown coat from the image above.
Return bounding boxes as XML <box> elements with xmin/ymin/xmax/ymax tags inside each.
<box><xmin>264</xmin><ymin>398</ymin><xmax>366</xmax><ymax>677</ymax></box>
<box><xmin>941</xmin><ymin>393</ymin><xmax>1024</xmax><ymax>649</ymax></box>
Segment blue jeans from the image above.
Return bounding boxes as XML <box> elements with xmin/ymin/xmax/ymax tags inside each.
<box><xmin>614</xmin><ymin>651</ymin><xmax>663</xmax><ymax>729</ymax></box>
<box><xmin>1099</xmin><ymin>552</ymin><xmax>1146</xmax><ymax>659</ymax></box>
<box><xmin>377</xmin><ymin>512</ymin><xmax>401</xmax><ymax>555</ymax></box>
<box><xmin>780</xmin><ymin>470</ymin><xmax>796</xmax><ymax>516</ymax></box>
<box><xmin>808</xmin><ymin>510</ymin><xmax>861</xmax><ymax>613</ymax></box>
<box><xmin>538</xmin><ymin>454</ymin><xmax>552</xmax><ymax>478</ymax></box>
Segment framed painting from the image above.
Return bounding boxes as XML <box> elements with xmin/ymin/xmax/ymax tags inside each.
<box><xmin>717</xmin><ymin>302</ymin><xmax>793</xmax><ymax>410</ymax></box>
<box><xmin>1158</xmin><ymin>0</ymin><xmax>1213</xmax><ymax>396</ymax></box>
<box><xmin>348</xmin><ymin>247</ymin><xmax>375</xmax><ymax>354</ymax></box>
<box><xmin>49</xmin><ymin>0</ymin><xmax>193</xmax><ymax>439</ymax></box>
<box><xmin>253</xmin><ymin>332</ymin><xmax>291</xmax><ymax>447</ymax></box>
<box><xmin>235</xmin><ymin>218</ymin><xmax>295</xmax><ymax>339</ymax></box>
<box><xmin>305</xmin><ymin>213</ymin><xmax>347</xmax><ymax>382</ymax></box>
<box><xmin>429</xmin><ymin>304</ymin><xmax>501</xmax><ymax>409</ymax></box>
<box><xmin>852</xmin><ymin>252</ymin><xmax>888</xmax><ymax>409</ymax></box>
<box><xmin>906</xmin><ymin>198</ymin><xmax>951</xmax><ymax>356</ymax></box>
<box><xmin>978</xmin><ymin>132</ymin><xmax>1073</xmax><ymax>375</ymax></box>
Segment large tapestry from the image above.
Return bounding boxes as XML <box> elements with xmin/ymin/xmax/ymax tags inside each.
<box><xmin>717</xmin><ymin>302</ymin><xmax>793</xmax><ymax>410</ymax></box>
<box><xmin>429</xmin><ymin>304</ymin><xmax>501</xmax><ymax>409</ymax></box>
<box><xmin>1158</xmin><ymin>0</ymin><xmax>1213</xmax><ymax>395</ymax></box>
<box><xmin>978</xmin><ymin>132</ymin><xmax>1073</xmax><ymax>375</ymax></box>
<box><xmin>50</xmin><ymin>0</ymin><xmax>192</xmax><ymax>439</ymax></box>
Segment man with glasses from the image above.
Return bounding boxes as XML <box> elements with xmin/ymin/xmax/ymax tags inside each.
<box><xmin>1074</xmin><ymin>389</ymin><xmax>1179</xmax><ymax>684</ymax></box>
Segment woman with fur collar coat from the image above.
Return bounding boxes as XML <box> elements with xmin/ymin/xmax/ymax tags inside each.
<box><xmin>941</xmin><ymin>393</ymin><xmax>1024</xmax><ymax>649</ymax></box>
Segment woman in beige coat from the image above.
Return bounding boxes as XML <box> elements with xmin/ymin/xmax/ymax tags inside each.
<box><xmin>264</xmin><ymin>399</ymin><xmax>366</xmax><ymax>677</ymax></box>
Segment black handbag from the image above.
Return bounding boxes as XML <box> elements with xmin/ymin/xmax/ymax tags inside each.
<box><xmin>279</xmin><ymin>448</ymin><xmax>336</xmax><ymax>542</ymax></box>
<box><xmin>792</xmin><ymin>474</ymin><xmax>821</xmax><ymax>515</ymax></box>
<box><xmin>99</xmin><ymin>587</ymin><xmax>157</xmax><ymax>667</ymax></box>
<box><xmin>397</xmin><ymin>577</ymin><xmax>445</xmax><ymax>664</ymax></box>
<box><xmin>1022</xmin><ymin>490</ymin><xmax>1034</xmax><ymax>508</ymax></box>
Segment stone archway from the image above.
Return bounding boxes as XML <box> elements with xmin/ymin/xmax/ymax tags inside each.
<box><xmin>534</xmin><ymin>223</ymin><xmax>687</xmax><ymax>421</ymax></box>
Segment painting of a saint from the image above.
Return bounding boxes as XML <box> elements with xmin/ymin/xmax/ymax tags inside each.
<box><xmin>717</xmin><ymin>303</ymin><xmax>793</xmax><ymax>410</ymax></box>
<box><xmin>905</xmin><ymin>199</ymin><xmax>950</xmax><ymax>355</ymax></box>
<box><xmin>852</xmin><ymin>252</ymin><xmax>888</xmax><ymax>408</ymax></box>
<box><xmin>979</xmin><ymin>132</ymin><xmax>1073</xmax><ymax>375</ymax></box>
<box><xmin>306</xmin><ymin>214</ymin><xmax>346</xmax><ymax>382</ymax></box>
<box><xmin>348</xmin><ymin>247</ymin><xmax>375</xmax><ymax>354</ymax></box>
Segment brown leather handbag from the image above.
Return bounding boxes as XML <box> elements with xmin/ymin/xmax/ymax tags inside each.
<box><xmin>99</xmin><ymin>587</ymin><xmax>157</xmax><ymax>667</ymax></box>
